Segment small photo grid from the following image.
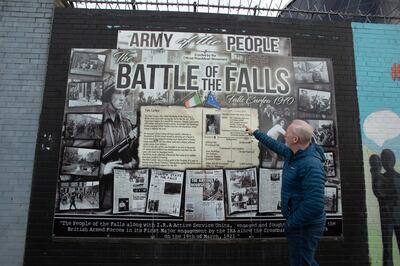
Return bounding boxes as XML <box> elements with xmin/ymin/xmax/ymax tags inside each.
<box><xmin>293</xmin><ymin>60</ymin><xmax>330</xmax><ymax>83</ymax></box>
<box><xmin>324</xmin><ymin>186</ymin><xmax>338</xmax><ymax>213</ymax></box>
<box><xmin>205</xmin><ymin>114</ymin><xmax>221</xmax><ymax>135</ymax></box>
<box><xmin>59</xmin><ymin>181</ymin><xmax>99</xmax><ymax>211</ymax></box>
<box><xmin>324</xmin><ymin>151</ymin><xmax>336</xmax><ymax>177</ymax></box>
<box><xmin>67</xmin><ymin>81</ymin><xmax>103</xmax><ymax>107</ymax></box>
<box><xmin>298</xmin><ymin>88</ymin><xmax>331</xmax><ymax>115</ymax></box>
<box><xmin>307</xmin><ymin>119</ymin><xmax>335</xmax><ymax>147</ymax></box>
<box><xmin>65</xmin><ymin>113</ymin><xmax>103</xmax><ymax>140</ymax></box>
<box><xmin>60</xmin><ymin>147</ymin><xmax>101</xmax><ymax>177</ymax></box>
<box><xmin>70</xmin><ymin>52</ymin><xmax>106</xmax><ymax>76</ymax></box>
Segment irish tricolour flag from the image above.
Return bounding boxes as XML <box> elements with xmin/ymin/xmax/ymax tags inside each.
<box><xmin>184</xmin><ymin>93</ymin><xmax>202</xmax><ymax>108</ymax></box>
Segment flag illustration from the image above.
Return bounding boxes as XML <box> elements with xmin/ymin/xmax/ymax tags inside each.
<box><xmin>205</xmin><ymin>92</ymin><xmax>221</xmax><ymax>109</ymax></box>
<box><xmin>184</xmin><ymin>93</ymin><xmax>202</xmax><ymax>108</ymax></box>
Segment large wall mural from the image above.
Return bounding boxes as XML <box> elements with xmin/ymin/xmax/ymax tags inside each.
<box><xmin>352</xmin><ymin>23</ymin><xmax>400</xmax><ymax>265</ymax></box>
<box><xmin>52</xmin><ymin>30</ymin><xmax>343</xmax><ymax>239</ymax></box>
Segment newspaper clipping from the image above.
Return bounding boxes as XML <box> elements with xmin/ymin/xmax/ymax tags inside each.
<box><xmin>113</xmin><ymin>169</ymin><xmax>149</xmax><ymax>214</ymax></box>
<box><xmin>184</xmin><ymin>169</ymin><xmax>225</xmax><ymax>221</ymax></box>
<box><xmin>259</xmin><ymin>168</ymin><xmax>283</xmax><ymax>213</ymax></box>
<box><xmin>146</xmin><ymin>169</ymin><xmax>184</xmax><ymax>217</ymax></box>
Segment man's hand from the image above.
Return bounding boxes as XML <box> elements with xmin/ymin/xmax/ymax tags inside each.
<box><xmin>244</xmin><ymin>124</ymin><xmax>255</xmax><ymax>136</ymax></box>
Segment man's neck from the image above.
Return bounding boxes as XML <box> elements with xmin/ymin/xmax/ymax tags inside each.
<box><xmin>291</xmin><ymin>143</ymin><xmax>310</xmax><ymax>154</ymax></box>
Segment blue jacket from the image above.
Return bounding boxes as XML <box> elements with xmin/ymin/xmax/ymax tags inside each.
<box><xmin>254</xmin><ymin>129</ymin><xmax>326</xmax><ymax>228</ymax></box>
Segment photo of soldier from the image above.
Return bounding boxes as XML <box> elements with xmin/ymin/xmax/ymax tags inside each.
<box><xmin>99</xmin><ymin>84</ymin><xmax>138</xmax><ymax>212</ymax></box>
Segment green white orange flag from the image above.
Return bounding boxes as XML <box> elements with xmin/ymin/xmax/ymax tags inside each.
<box><xmin>184</xmin><ymin>93</ymin><xmax>202</xmax><ymax>108</ymax></box>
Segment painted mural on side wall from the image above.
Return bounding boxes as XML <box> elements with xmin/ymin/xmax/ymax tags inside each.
<box><xmin>352</xmin><ymin>22</ymin><xmax>400</xmax><ymax>266</ymax></box>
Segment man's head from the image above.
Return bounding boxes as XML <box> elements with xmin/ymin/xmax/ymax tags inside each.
<box><xmin>103</xmin><ymin>84</ymin><xmax>130</xmax><ymax>111</ymax></box>
<box><xmin>284</xmin><ymin>119</ymin><xmax>314</xmax><ymax>153</ymax></box>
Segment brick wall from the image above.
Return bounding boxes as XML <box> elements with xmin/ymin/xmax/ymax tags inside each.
<box><xmin>352</xmin><ymin>22</ymin><xmax>400</xmax><ymax>266</ymax></box>
<box><xmin>22</xmin><ymin>8</ymin><xmax>369</xmax><ymax>265</ymax></box>
<box><xmin>0</xmin><ymin>1</ymin><xmax>53</xmax><ymax>265</ymax></box>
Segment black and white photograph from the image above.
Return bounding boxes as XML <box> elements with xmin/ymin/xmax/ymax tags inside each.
<box><xmin>59</xmin><ymin>174</ymin><xmax>97</xmax><ymax>182</ymax></box>
<box><xmin>324</xmin><ymin>186</ymin><xmax>338</xmax><ymax>213</ymax></box>
<box><xmin>205</xmin><ymin>114</ymin><xmax>220</xmax><ymax>135</ymax></box>
<box><xmin>60</xmin><ymin>147</ymin><xmax>101</xmax><ymax>177</ymax></box>
<box><xmin>65</xmin><ymin>113</ymin><xmax>103</xmax><ymax>140</ymax></box>
<box><xmin>59</xmin><ymin>181</ymin><xmax>99</xmax><ymax>211</ymax></box>
<box><xmin>259</xmin><ymin>104</ymin><xmax>294</xmax><ymax>168</ymax></box>
<box><xmin>298</xmin><ymin>88</ymin><xmax>331</xmax><ymax>115</ymax></box>
<box><xmin>118</xmin><ymin>198</ymin><xmax>129</xmax><ymax>212</ymax></box>
<box><xmin>293</xmin><ymin>60</ymin><xmax>330</xmax><ymax>83</ymax></box>
<box><xmin>270</xmin><ymin>171</ymin><xmax>281</xmax><ymax>181</ymax></box>
<box><xmin>203</xmin><ymin>178</ymin><xmax>223</xmax><ymax>201</ymax></box>
<box><xmin>59</xmin><ymin>175</ymin><xmax>72</xmax><ymax>182</ymax></box>
<box><xmin>147</xmin><ymin>199</ymin><xmax>159</xmax><ymax>212</ymax></box>
<box><xmin>307</xmin><ymin>119</ymin><xmax>335</xmax><ymax>147</ymax></box>
<box><xmin>70</xmin><ymin>52</ymin><xmax>106</xmax><ymax>76</ymax></box>
<box><xmin>164</xmin><ymin>182</ymin><xmax>182</xmax><ymax>195</ymax></box>
<box><xmin>226</xmin><ymin>168</ymin><xmax>258</xmax><ymax>214</ymax></box>
<box><xmin>324</xmin><ymin>151</ymin><xmax>336</xmax><ymax>177</ymax></box>
<box><xmin>67</xmin><ymin>81</ymin><xmax>103</xmax><ymax>107</ymax></box>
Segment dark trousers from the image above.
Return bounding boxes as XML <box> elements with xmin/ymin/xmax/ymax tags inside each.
<box><xmin>285</xmin><ymin>223</ymin><xmax>325</xmax><ymax>266</ymax></box>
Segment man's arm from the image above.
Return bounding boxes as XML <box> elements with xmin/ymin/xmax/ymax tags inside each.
<box><xmin>245</xmin><ymin>125</ymin><xmax>291</xmax><ymax>158</ymax></box>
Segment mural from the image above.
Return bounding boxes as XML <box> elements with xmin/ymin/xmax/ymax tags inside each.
<box><xmin>52</xmin><ymin>31</ymin><xmax>343</xmax><ymax>239</ymax></box>
<box><xmin>352</xmin><ymin>23</ymin><xmax>400</xmax><ymax>265</ymax></box>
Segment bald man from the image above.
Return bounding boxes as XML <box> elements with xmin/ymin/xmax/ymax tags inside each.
<box><xmin>245</xmin><ymin>120</ymin><xmax>326</xmax><ymax>266</ymax></box>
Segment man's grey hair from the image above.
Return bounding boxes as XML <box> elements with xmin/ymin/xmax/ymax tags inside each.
<box><xmin>291</xmin><ymin>119</ymin><xmax>314</xmax><ymax>144</ymax></box>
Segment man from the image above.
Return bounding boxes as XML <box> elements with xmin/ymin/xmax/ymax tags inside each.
<box><xmin>100</xmin><ymin>84</ymin><xmax>137</xmax><ymax>211</ymax></box>
<box><xmin>245</xmin><ymin>120</ymin><xmax>326</xmax><ymax>266</ymax></box>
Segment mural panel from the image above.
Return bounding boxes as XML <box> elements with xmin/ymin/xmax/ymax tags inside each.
<box><xmin>52</xmin><ymin>31</ymin><xmax>342</xmax><ymax>239</ymax></box>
